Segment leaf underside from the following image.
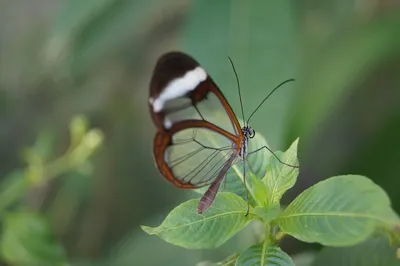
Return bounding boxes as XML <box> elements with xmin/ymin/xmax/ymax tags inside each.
<box><xmin>278</xmin><ymin>175</ymin><xmax>400</xmax><ymax>246</ymax></box>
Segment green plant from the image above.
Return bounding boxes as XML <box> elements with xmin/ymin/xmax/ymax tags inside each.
<box><xmin>0</xmin><ymin>116</ymin><xmax>103</xmax><ymax>266</ymax></box>
<box><xmin>142</xmin><ymin>138</ymin><xmax>400</xmax><ymax>265</ymax></box>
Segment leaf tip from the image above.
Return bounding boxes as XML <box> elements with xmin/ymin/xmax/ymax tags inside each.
<box><xmin>291</xmin><ymin>137</ymin><xmax>300</xmax><ymax>149</ymax></box>
<box><xmin>141</xmin><ymin>225</ymin><xmax>157</xmax><ymax>235</ymax></box>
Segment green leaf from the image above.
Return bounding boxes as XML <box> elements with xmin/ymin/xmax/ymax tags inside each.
<box><xmin>278</xmin><ymin>175</ymin><xmax>400</xmax><ymax>246</ymax></box>
<box><xmin>246</xmin><ymin>132</ymin><xmax>271</xmax><ymax>178</ymax></box>
<box><xmin>374</xmin><ymin>209</ymin><xmax>400</xmax><ymax>246</ymax></box>
<box><xmin>236</xmin><ymin>244</ymin><xmax>294</xmax><ymax>266</ymax></box>
<box><xmin>251</xmin><ymin>172</ymin><xmax>269</xmax><ymax>207</ymax></box>
<box><xmin>311</xmin><ymin>238</ymin><xmax>400</xmax><ymax>266</ymax></box>
<box><xmin>263</xmin><ymin>138</ymin><xmax>299</xmax><ymax>205</ymax></box>
<box><xmin>252</xmin><ymin>205</ymin><xmax>281</xmax><ymax>224</ymax></box>
<box><xmin>0</xmin><ymin>212</ymin><xmax>67</xmax><ymax>266</ymax></box>
<box><xmin>141</xmin><ymin>192</ymin><xmax>254</xmax><ymax>249</ymax></box>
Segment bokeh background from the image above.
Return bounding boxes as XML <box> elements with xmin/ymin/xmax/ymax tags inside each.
<box><xmin>0</xmin><ymin>0</ymin><xmax>399</xmax><ymax>265</ymax></box>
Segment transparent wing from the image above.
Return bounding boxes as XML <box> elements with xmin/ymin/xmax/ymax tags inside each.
<box><xmin>161</xmin><ymin>90</ymin><xmax>240</xmax><ymax>136</ymax></box>
<box><xmin>164</xmin><ymin>127</ymin><xmax>239</xmax><ymax>187</ymax></box>
<box><xmin>152</xmin><ymin>77</ymin><xmax>243</xmax><ymax>188</ymax></box>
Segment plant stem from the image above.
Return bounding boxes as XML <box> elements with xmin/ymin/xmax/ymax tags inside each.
<box><xmin>260</xmin><ymin>224</ymin><xmax>271</xmax><ymax>265</ymax></box>
<box><xmin>275</xmin><ymin>231</ymin><xmax>287</xmax><ymax>244</ymax></box>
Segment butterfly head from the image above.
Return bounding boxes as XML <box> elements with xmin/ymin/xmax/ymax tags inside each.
<box><xmin>243</xmin><ymin>126</ymin><xmax>255</xmax><ymax>139</ymax></box>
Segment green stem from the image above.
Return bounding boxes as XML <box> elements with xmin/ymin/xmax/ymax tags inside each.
<box><xmin>43</xmin><ymin>152</ymin><xmax>75</xmax><ymax>181</ymax></box>
<box><xmin>275</xmin><ymin>231</ymin><xmax>287</xmax><ymax>244</ymax></box>
<box><xmin>260</xmin><ymin>224</ymin><xmax>271</xmax><ymax>265</ymax></box>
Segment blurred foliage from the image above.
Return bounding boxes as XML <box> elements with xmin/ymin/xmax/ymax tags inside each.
<box><xmin>0</xmin><ymin>115</ymin><xmax>103</xmax><ymax>265</ymax></box>
<box><xmin>1</xmin><ymin>0</ymin><xmax>400</xmax><ymax>265</ymax></box>
<box><xmin>1</xmin><ymin>212</ymin><xmax>67</xmax><ymax>266</ymax></box>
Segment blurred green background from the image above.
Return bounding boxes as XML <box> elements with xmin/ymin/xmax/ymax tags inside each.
<box><xmin>0</xmin><ymin>0</ymin><xmax>399</xmax><ymax>265</ymax></box>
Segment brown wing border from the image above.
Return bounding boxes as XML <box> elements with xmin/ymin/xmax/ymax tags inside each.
<box><xmin>153</xmin><ymin>120</ymin><xmax>241</xmax><ymax>188</ymax></box>
<box><xmin>149</xmin><ymin>52</ymin><xmax>244</xmax><ymax>189</ymax></box>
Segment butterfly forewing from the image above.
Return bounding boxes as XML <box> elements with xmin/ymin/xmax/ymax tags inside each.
<box><xmin>159</xmin><ymin>90</ymin><xmax>240</xmax><ymax>135</ymax></box>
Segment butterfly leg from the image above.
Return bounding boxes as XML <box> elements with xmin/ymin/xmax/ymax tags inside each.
<box><xmin>248</xmin><ymin>145</ymin><xmax>299</xmax><ymax>168</ymax></box>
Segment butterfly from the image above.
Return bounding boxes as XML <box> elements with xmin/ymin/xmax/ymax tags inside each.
<box><xmin>149</xmin><ymin>52</ymin><xmax>296</xmax><ymax>214</ymax></box>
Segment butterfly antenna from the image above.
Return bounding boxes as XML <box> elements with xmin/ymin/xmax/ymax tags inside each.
<box><xmin>228</xmin><ymin>56</ymin><xmax>246</xmax><ymax>126</ymax></box>
<box><xmin>246</xmin><ymin>78</ymin><xmax>295</xmax><ymax>125</ymax></box>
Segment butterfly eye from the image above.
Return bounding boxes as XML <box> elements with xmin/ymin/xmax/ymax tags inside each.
<box><xmin>248</xmin><ymin>128</ymin><xmax>255</xmax><ymax>139</ymax></box>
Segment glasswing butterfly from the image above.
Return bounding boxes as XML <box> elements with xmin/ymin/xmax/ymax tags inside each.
<box><xmin>149</xmin><ymin>52</ymin><xmax>296</xmax><ymax>214</ymax></box>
